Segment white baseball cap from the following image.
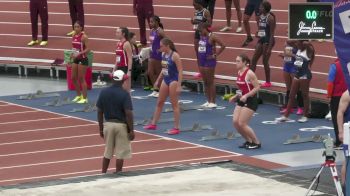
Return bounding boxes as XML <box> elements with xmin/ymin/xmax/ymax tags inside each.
<box><xmin>112</xmin><ymin>70</ymin><xmax>128</xmax><ymax>81</ymax></box>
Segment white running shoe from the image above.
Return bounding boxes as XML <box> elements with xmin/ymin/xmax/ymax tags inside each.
<box><xmin>148</xmin><ymin>91</ymin><xmax>157</xmax><ymax>97</ymax></box>
<box><xmin>201</xmin><ymin>101</ymin><xmax>209</xmax><ymax>107</ymax></box>
<box><xmin>298</xmin><ymin>116</ymin><xmax>308</xmax><ymax>123</ymax></box>
<box><xmin>206</xmin><ymin>103</ymin><xmax>217</xmax><ymax>108</ymax></box>
<box><xmin>325</xmin><ymin>111</ymin><xmax>332</xmax><ymax>120</ymax></box>
<box><xmin>236</xmin><ymin>26</ymin><xmax>243</xmax><ymax>33</ymax></box>
<box><xmin>151</xmin><ymin>92</ymin><xmax>159</xmax><ymax>98</ymax></box>
<box><xmin>275</xmin><ymin>116</ymin><xmax>289</xmax><ymax>122</ymax></box>
<box><xmin>219</xmin><ymin>26</ymin><xmax>232</xmax><ymax>32</ymax></box>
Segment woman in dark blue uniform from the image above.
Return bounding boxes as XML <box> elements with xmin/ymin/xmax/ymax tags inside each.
<box><xmin>144</xmin><ymin>38</ymin><xmax>183</xmax><ymax>135</ymax></box>
<box><xmin>276</xmin><ymin>40</ymin><xmax>315</xmax><ymax>123</ymax></box>
<box><xmin>250</xmin><ymin>0</ymin><xmax>276</xmax><ymax>88</ymax></box>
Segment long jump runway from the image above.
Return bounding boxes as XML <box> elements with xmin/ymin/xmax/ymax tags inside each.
<box><xmin>0</xmin><ymin>87</ymin><xmax>338</xmax><ymax>187</ymax></box>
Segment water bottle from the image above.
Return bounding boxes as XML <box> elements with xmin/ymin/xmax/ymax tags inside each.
<box><xmin>97</xmin><ymin>75</ymin><xmax>101</xmax><ymax>84</ymax></box>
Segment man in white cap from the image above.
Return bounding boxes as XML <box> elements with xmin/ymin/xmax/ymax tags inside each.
<box><xmin>96</xmin><ymin>70</ymin><xmax>135</xmax><ymax>173</ymax></box>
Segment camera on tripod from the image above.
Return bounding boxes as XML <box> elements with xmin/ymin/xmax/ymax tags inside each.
<box><xmin>322</xmin><ymin>134</ymin><xmax>336</xmax><ymax>161</ymax></box>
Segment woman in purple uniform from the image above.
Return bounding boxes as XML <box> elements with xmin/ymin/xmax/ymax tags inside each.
<box><xmin>198</xmin><ymin>23</ymin><xmax>225</xmax><ymax>108</ymax></box>
<box><xmin>147</xmin><ymin>16</ymin><xmax>165</xmax><ymax>97</ymax></box>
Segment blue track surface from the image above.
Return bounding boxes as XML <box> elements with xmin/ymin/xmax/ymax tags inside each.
<box><xmin>1</xmin><ymin>87</ymin><xmax>334</xmax><ymax>158</ymax></box>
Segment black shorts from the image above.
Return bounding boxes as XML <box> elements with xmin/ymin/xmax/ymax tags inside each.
<box><xmin>117</xmin><ymin>66</ymin><xmax>128</xmax><ymax>74</ymax></box>
<box><xmin>73</xmin><ymin>57</ymin><xmax>88</xmax><ymax>66</ymax></box>
<box><xmin>236</xmin><ymin>96</ymin><xmax>258</xmax><ymax>112</ymax></box>
<box><xmin>244</xmin><ymin>0</ymin><xmax>262</xmax><ymax>16</ymax></box>
<box><xmin>194</xmin><ymin>30</ymin><xmax>200</xmax><ymax>40</ymax></box>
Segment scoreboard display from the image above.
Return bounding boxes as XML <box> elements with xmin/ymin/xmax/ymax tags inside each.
<box><xmin>289</xmin><ymin>3</ymin><xmax>334</xmax><ymax>40</ymax></box>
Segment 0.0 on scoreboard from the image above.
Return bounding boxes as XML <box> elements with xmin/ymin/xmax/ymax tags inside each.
<box><xmin>289</xmin><ymin>3</ymin><xmax>333</xmax><ymax>40</ymax></box>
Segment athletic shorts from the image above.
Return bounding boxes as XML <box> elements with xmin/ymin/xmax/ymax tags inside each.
<box><xmin>164</xmin><ymin>76</ymin><xmax>178</xmax><ymax>86</ymax></box>
<box><xmin>236</xmin><ymin>96</ymin><xmax>258</xmax><ymax>112</ymax></box>
<box><xmin>194</xmin><ymin>30</ymin><xmax>200</xmax><ymax>40</ymax></box>
<box><xmin>244</xmin><ymin>0</ymin><xmax>262</xmax><ymax>16</ymax></box>
<box><xmin>73</xmin><ymin>57</ymin><xmax>88</xmax><ymax>66</ymax></box>
<box><xmin>103</xmin><ymin>122</ymin><xmax>132</xmax><ymax>160</ymax></box>
<box><xmin>295</xmin><ymin>70</ymin><xmax>312</xmax><ymax>80</ymax></box>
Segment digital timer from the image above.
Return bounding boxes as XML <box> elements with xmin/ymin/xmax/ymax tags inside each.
<box><xmin>306</xmin><ymin>10</ymin><xmax>317</xmax><ymax>19</ymax></box>
<box><xmin>289</xmin><ymin>3</ymin><xmax>333</xmax><ymax>40</ymax></box>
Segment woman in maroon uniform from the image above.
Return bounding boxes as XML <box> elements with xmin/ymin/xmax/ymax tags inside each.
<box><xmin>230</xmin><ymin>54</ymin><xmax>261</xmax><ymax>149</ymax></box>
<box><xmin>114</xmin><ymin>27</ymin><xmax>133</xmax><ymax>92</ymax></box>
<box><xmin>71</xmin><ymin>21</ymin><xmax>90</xmax><ymax>104</ymax></box>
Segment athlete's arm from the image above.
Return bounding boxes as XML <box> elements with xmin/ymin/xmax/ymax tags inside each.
<box><xmin>246</xmin><ymin>71</ymin><xmax>260</xmax><ymax>97</ymax></box>
<box><xmin>211</xmin><ymin>34</ymin><xmax>225</xmax><ymax>58</ymax></box>
<box><xmin>80</xmin><ymin>34</ymin><xmax>91</xmax><ymax>57</ymax></box>
<box><xmin>267</xmin><ymin>14</ymin><xmax>276</xmax><ymax>52</ymax></box>
<box><xmin>124</xmin><ymin>41</ymin><xmax>133</xmax><ymax>76</ymax></box>
<box><xmin>204</xmin><ymin>9</ymin><xmax>212</xmax><ymax>25</ymax></box>
<box><xmin>338</xmin><ymin>91</ymin><xmax>350</xmax><ymax>142</ymax></box>
<box><xmin>173</xmin><ymin>52</ymin><xmax>183</xmax><ymax>92</ymax></box>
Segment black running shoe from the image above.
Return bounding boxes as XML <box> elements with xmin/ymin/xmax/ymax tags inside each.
<box><xmin>242</xmin><ymin>36</ymin><xmax>253</xmax><ymax>47</ymax></box>
<box><xmin>246</xmin><ymin>142</ymin><xmax>261</xmax><ymax>149</ymax></box>
<box><xmin>239</xmin><ymin>141</ymin><xmax>250</xmax><ymax>148</ymax></box>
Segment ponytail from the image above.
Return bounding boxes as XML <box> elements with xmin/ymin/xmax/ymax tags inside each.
<box><xmin>161</xmin><ymin>38</ymin><xmax>177</xmax><ymax>52</ymax></box>
<box><xmin>152</xmin><ymin>15</ymin><xmax>164</xmax><ymax>29</ymax></box>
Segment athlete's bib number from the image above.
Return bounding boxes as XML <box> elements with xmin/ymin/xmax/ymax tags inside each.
<box><xmin>161</xmin><ymin>60</ymin><xmax>169</xmax><ymax>76</ymax></box>
<box><xmin>193</xmin><ymin>24</ymin><xmax>198</xmax><ymax>30</ymax></box>
<box><xmin>294</xmin><ymin>57</ymin><xmax>303</xmax><ymax>68</ymax></box>
<box><xmin>116</xmin><ymin>55</ymin><xmax>121</xmax><ymax>64</ymax></box>
<box><xmin>284</xmin><ymin>47</ymin><xmax>293</xmax><ymax>62</ymax></box>
<box><xmin>149</xmin><ymin>35</ymin><xmax>155</xmax><ymax>41</ymax></box>
<box><xmin>339</xmin><ymin>10</ymin><xmax>350</xmax><ymax>34</ymax></box>
<box><xmin>258</xmin><ymin>30</ymin><xmax>266</xmax><ymax>37</ymax></box>
<box><xmin>198</xmin><ymin>46</ymin><xmax>206</xmax><ymax>53</ymax></box>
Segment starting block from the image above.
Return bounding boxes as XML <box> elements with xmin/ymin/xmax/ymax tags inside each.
<box><xmin>164</xmin><ymin>104</ymin><xmax>209</xmax><ymax>113</ymax></box>
<box><xmin>43</xmin><ymin>97</ymin><xmax>60</xmax><ymax>106</ymax></box>
<box><xmin>44</xmin><ymin>97</ymin><xmax>73</xmax><ymax>107</ymax></box>
<box><xmin>54</xmin><ymin>97</ymin><xmax>74</xmax><ymax>107</ymax></box>
<box><xmin>134</xmin><ymin>117</ymin><xmax>175</xmax><ymax>126</ymax></box>
<box><xmin>164</xmin><ymin>123</ymin><xmax>213</xmax><ymax>133</ymax></box>
<box><xmin>17</xmin><ymin>90</ymin><xmax>60</xmax><ymax>100</ymax></box>
<box><xmin>200</xmin><ymin>130</ymin><xmax>241</xmax><ymax>141</ymax></box>
<box><xmin>69</xmin><ymin>102</ymin><xmax>96</xmax><ymax>113</ymax></box>
<box><xmin>134</xmin><ymin>118</ymin><xmax>151</xmax><ymax>126</ymax></box>
<box><xmin>283</xmin><ymin>134</ymin><xmax>329</xmax><ymax>145</ymax></box>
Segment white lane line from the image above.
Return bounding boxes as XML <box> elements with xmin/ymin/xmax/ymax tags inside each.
<box><xmin>0</xmin><ymin>116</ymin><xmax>68</xmax><ymax>125</ymax></box>
<box><xmin>0</xmin><ymin>133</ymin><xmax>98</xmax><ymax>146</ymax></box>
<box><xmin>0</xmin><ymin>124</ymin><xmax>96</xmax><ymax>135</ymax></box>
<box><xmin>0</xmin><ymin>138</ymin><xmax>164</xmax><ymax>157</ymax></box>
<box><xmin>0</xmin><ymin>110</ymin><xmax>39</xmax><ymax>116</ymax></box>
<box><xmin>0</xmin><ymin>154</ymin><xmax>238</xmax><ymax>184</ymax></box>
<box><xmin>0</xmin><ymin>104</ymin><xmax>11</xmax><ymax>107</ymax></box>
<box><xmin>0</xmin><ymin>10</ymin><xmax>289</xmax><ymax>25</ymax></box>
<box><xmin>0</xmin><ymin>37</ymin><xmax>336</xmax><ymax>59</ymax></box>
<box><xmin>0</xmin><ymin>146</ymin><xmax>207</xmax><ymax>170</ymax></box>
<box><xmin>0</xmin><ymin>1</ymin><xmax>289</xmax><ymax>12</ymax></box>
<box><xmin>0</xmin><ymin>101</ymin><xmax>248</xmax><ymax>157</ymax></box>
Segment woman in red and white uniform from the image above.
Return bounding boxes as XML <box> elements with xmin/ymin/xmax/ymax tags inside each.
<box><xmin>115</xmin><ymin>27</ymin><xmax>133</xmax><ymax>92</ymax></box>
<box><xmin>71</xmin><ymin>21</ymin><xmax>90</xmax><ymax>104</ymax></box>
<box><xmin>230</xmin><ymin>54</ymin><xmax>261</xmax><ymax>149</ymax></box>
